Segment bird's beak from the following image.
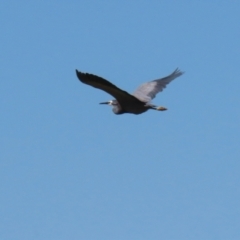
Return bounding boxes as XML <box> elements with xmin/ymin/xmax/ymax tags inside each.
<box><xmin>99</xmin><ymin>101</ymin><xmax>110</xmax><ymax>105</ymax></box>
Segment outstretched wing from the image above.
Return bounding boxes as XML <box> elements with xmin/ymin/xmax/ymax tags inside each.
<box><xmin>132</xmin><ymin>68</ymin><xmax>184</xmax><ymax>102</ymax></box>
<box><xmin>76</xmin><ymin>70</ymin><xmax>143</xmax><ymax>105</ymax></box>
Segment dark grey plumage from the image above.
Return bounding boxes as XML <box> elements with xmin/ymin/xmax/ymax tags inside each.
<box><xmin>76</xmin><ymin>68</ymin><xmax>184</xmax><ymax>115</ymax></box>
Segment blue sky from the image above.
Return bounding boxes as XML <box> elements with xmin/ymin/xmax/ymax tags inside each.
<box><xmin>1</xmin><ymin>1</ymin><xmax>240</xmax><ymax>239</ymax></box>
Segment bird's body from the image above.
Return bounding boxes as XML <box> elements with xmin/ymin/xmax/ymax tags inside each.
<box><xmin>107</xmin><ymin>99</ymin><xmax>151</xmax><ymax>115</ymax></box>
<box><xmin>76</xmin><ymin>68</ymin><xmax>184</xmax><ymax>115</ymax></box>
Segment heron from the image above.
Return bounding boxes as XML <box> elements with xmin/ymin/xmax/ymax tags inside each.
<box><xmin>76</xmin><ymin>68</ymin><xmax>184</xmax><ymax>115</ymax></box>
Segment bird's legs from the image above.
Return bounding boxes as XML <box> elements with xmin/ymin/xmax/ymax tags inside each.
<box><xmin>146</xmin><ymin>104</ymin><xmax>168</xmax><ymax>111</ymax></box>
<box><xmin>156</xmin><ymin>106</ymin><xmax>167</xmax><ymax>111</ymax></box>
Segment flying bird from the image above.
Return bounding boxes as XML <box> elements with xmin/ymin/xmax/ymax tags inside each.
<box><xmin>76</xmin><ymin>68</ymin><xmax>184</xmax><ymax>115</ymax></box>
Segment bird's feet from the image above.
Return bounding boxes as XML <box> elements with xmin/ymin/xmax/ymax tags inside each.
<box><xmin>156</xmin><ymin>106</ymin><xmax>167</xmax><ymax>111</ymax></box>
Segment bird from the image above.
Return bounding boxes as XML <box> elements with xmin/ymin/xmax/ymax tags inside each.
<box><xmin>76</xmin><ymin>68</ymin><xmax>184</xmax><ymax>115</ymax></box>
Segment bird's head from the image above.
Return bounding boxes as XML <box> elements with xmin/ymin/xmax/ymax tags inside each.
<box><xmin>99</xmin><ymin>100</ymin><xmax>123</xmax><ymax>114</ymax></box>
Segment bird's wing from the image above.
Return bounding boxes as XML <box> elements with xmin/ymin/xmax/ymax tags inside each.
<box><xmin>76</xmin><ymin>70</ymin><xmax>143</xmax><ymax>105</ymax></box>
<box><xmin>132</xmin><ymin>68</ymin><xmax>184</xmax><ymax>102</ymax></box>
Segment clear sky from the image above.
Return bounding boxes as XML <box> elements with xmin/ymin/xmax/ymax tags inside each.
<box><xmin>1</xmin><ymin>1</ymin><xmax>240</xmax><ymax>239</ymax></box>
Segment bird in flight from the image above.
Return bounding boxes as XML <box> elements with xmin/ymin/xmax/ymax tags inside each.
<box><xmin>76</xmin><ymin>68</ymin><xmax>184</xmax><ymax>115</ymax></box>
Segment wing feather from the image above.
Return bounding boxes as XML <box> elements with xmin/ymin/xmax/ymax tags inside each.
<box><xmin>76</xmin><ymin>70</ymin><xmax>142</xmax><ymax>105</ymax></box>
<box><xmin>133</xmin><ymin>68</ymin><xmax>184</xmax><ymax>102</ymax></box>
